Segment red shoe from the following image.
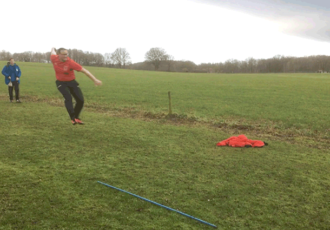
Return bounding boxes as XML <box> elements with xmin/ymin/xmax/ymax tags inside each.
<box><xmin>75</xmin><ymin>118</ymin><xmax>84</xmax><ymax>125</ymax></box>
<box><xmin>71</xmin><ymin>120</ymin><xmax>77</xmax><ymax>125</ymax></box>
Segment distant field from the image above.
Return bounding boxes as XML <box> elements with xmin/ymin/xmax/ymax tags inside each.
<box><xmin>1</xmin><ymin>61</ymin><xmax>330</xmax><ymax>133</ymax></box>
<box><xmin>0</xmin><ymin>61</ymin><xmax>329</xmax><ymax>229</ymax></box>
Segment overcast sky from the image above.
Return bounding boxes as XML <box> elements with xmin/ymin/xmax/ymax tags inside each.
<box><xmin>1</xmin><ymin>0</ymin><xmax>330</xmax><ymax>64</ymax></box>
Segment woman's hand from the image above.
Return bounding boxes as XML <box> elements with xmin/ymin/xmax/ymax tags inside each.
<box><xmin>94</xmin><ymin>79</ymin><xmax>102</xmax><ymax>86</ymax></box>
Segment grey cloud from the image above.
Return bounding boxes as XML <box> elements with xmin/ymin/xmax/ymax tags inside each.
<box><xmin>191</xmin><ymin>0</ymin><xmax>330</xmax><ymax>42</ymax></box>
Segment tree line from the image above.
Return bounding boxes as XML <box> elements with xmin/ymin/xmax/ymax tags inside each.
<box><xmin>1</xmin><ymin>49</ymin><xmax>329</xmax><ymax>73</ymax></box>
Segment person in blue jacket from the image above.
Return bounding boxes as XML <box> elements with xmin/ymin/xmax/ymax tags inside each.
<box><xmin>2</xmin><ymin>58</ymin><xmax>21</xmax><ymax>103</ymax></box>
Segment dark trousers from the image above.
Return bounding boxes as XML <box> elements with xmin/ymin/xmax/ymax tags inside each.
<box><xmin>8</xmin><ymin>81</ymin><xmax>19</xmax><ymax>101</ymax></box>
<box><xmin>56</xmin><ymin>80</ymin><xmax>84</xmax><ymax>120</ymax></box>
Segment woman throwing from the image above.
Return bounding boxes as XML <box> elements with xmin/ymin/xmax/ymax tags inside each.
<box><xmin>51</xmin><ymin>47</ymin><xmax>102</xmax><ymax>125</ymax></box>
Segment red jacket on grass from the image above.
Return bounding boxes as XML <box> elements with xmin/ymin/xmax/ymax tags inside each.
<box><xmin>217</xmin><ymin>135</ymin><xmax>267</xmax><ymax>148</ymax></box>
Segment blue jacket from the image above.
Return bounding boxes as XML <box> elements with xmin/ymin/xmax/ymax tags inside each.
<box><xmin>2</xmin><ymin>63</ymin><xmax>21</xmax><ymax>85</ymax></box>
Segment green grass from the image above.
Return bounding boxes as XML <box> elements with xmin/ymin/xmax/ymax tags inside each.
<box><xmin>2</xmin><ymin>61</ymin><xmax>330</xmax><ymax>133</ymax></box>
<box><xmin>0</xmin><ymin>62</ymin><xmax>329</xmax><ymax>229</ymax></box>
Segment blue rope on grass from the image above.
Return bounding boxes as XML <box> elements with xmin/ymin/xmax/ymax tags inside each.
<box><xmin>97</xmin><ymin>181</ymin><xmax>217</xmax><ymax>228</ymax></box>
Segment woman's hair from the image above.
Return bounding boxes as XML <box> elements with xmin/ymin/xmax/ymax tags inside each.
<box><xmin>57</xmin><ymin>48</ymin><xmax>67</xmax><ymax>55</ymax></box>
<box><xmin>7</xmin><ymin>58</ymin><xmax>14</xmax><ymax>66</ymax></box>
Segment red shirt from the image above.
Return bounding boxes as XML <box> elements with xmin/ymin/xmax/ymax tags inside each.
<box><xmin>51</xmin><ymin>55</ymin><xmax>83</xmax><ymax>81</ymax></box>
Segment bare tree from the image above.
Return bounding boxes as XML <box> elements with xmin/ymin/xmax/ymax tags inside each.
<box><xmin>111</xmin><ymin>48</ymin><xmax>131</xmax><ymax>68</ymax></box>
<box><xmin>175</xmin><ymin>60</ymin><xmax>196</xmax><ymax>72</ymax></box>
<box><xmin>70</xmin><ymin>49</ymin><xmax>80</xmax><ymax>64</ymax></box>
<box><xmin>33</xmin><ymin>52</ymin><xmax>44</xmax><ymax>62</ymax></box>
<box><xmin>0</xmin><ymin>50</ymin><xmax>12</xmax><ymax>60</ymax></box>
<box><xmin>44</xmin><ymin>52</ymin><xmax>51</xmax><ymax>63</ymax></box>
<box><xmin>315</xmin><ymin>55</ymin><xmax>330</xmax><ymax>72</ymax></box>
<box><xmin>246</xmin><ymin>57</ymin><xmax>257</xmax><ymax>73</ymax></box>
<box><xmin>104</xmin><ymin>53</ymin><xmax>113</xmax><ymax>66</ymax></box>
<box><xmin>19</xmin><ymin>51</ymin><xmax>34</xmax><ymax>62</ymax></box>
<box><xmin>164</xmin><ymin>55</ymin><xmax>175</xmax><ymax>72</ymax></box>
<box><xmin>93</xmin><ymin>53</ymin><xmax>104</xmax><ymax>66</ymax></box>
<box><xmin>222</xmin><ymin>59</ymin><xmax>240</xmax><ymax>73</ymax></box>
<box><xmin>145</xmin><ymin>47</ymin><xmax>168</xmax><ymax>70</ymax></box>
<box><xmin>13</xmin><ymin>53</ymin><xmax>21</xmax><ymax>62</ymax></box>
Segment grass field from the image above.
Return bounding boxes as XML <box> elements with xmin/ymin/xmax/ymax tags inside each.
<box><xmin>0</xmin><ymin>61</ymin><xmax>329</xmax><ymax>229</ymax></box>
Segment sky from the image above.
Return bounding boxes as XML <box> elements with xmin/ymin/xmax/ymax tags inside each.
<box><xmin>1</xmin><ymin>0</ymin><xmax>330</xmax><ymax>64</ymax></box>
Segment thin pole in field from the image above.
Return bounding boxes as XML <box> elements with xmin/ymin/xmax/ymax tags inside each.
<box><xmin>97</xmin><ymin>181</ymin><xmax>217</xmax><ymax>228</ymax></box>
<box><xmin>168</xmin><ymin>91</ymin><xmax>172</xmax><ymax>115</ymax></box>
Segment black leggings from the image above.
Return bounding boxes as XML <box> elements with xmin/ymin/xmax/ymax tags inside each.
<box><xmin>8</xmin><ymin>81</ymin><xmax>19</xmax><ymax>100</ymax></box>
<box><xmin>56</xmin><ymin>80</ymin><xmax>84</xmax><ymax>120</ymax></box>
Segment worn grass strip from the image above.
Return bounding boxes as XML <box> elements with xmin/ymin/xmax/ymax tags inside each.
<box><xmin>1</xmin><ymin>94</ymin><xmax>329</xmax><ymax>150</ymax></box>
